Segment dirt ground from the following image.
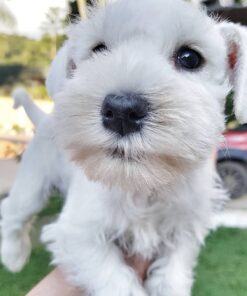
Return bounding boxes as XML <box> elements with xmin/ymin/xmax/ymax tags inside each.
<box><xmin>0</xmin><ymin>140</ymin><xmax>26</xmax><ymax>159</ymax></box>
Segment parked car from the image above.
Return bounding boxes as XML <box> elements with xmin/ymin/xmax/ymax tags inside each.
<box><xmin>217</xmin><ymin>125</ymin><xmax>247</xmax><ymax>199</ymax></box>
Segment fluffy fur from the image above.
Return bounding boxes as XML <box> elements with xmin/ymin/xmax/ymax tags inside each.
<box><xmin>0</xmin><ymin>90</ymin><xmax>73</xmax><ymax>272</ymax></box>
<box><xmin>39</xmin><ymin>0</ymin><xmax>247</xmax><ymax>295</ymax></box>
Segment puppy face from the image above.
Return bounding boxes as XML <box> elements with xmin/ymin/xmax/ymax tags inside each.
<box><xmin>52</xmin><ymin>0</ymin><xmax>246</xmax><ymax>192</ymax></box>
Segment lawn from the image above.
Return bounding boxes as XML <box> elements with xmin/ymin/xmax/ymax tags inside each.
<box><xmin>0</xmin><ymin>196</ymin><xmax>247</xmax><ymax>296</ymax></box>
<box><xmin>193</xmin><ymin>227</ymin><xmax>247</xmax><ymax>296</ymax></box>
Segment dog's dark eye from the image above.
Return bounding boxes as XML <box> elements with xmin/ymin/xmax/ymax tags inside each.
<box><xmin>175</xmin><ymin>47</ymin><xmax>203</xmax><ymax>70</ymax></box>
<box><xmin>92</xmin><ymin>43</ymin><xmax>108</xmax><ymax>54</ymax></box>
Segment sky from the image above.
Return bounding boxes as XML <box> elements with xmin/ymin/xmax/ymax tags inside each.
<box><xmin>1</xmin><ymin>0</ymin><xmax>69</xmax><ymax>38</ymax></box>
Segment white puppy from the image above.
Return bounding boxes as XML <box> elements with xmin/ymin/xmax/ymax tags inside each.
<box><xmin>0</xmin><ymin>89</ymin><xmax>73</xmax><ymax>272</ymax></box>
<box><xmin>42</xmin><ymin>0</ymin><xmax>247</xmax><ymax>295</ymax></box>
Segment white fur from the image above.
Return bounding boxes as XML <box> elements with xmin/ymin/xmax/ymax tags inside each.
<box><xmin>12</xmin><ymin>88</ymin><xmax>46</xmax><ymax>126</ymax></box>
<box><xmin>0</xmin><ymin>92</ymin><xmax>73</xmax><ymax>272</ymax></box>
<box><xmin>40</xmin><ymin>0</ymin><xmax>247</xmax><ymax>295</ymax></box>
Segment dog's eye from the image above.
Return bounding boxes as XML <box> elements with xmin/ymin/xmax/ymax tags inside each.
<box><xmin>175</xmin><ymin>47</ymin><xmax>203</xmax><ymax>70</ymax></box>
<box><xmin>92</xmin><ymin>43</ymin><xmax>108</xmax><ymax>54</ymax></box>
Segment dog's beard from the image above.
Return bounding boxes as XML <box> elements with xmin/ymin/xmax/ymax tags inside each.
<box><xmin>69</xmin><ymin>142</ymin><xmax>193</xmax><ymax>193</ymax></box>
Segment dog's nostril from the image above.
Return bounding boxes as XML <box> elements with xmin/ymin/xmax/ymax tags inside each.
<box><xmin>105</xmin><ymin>110</ymin><xmax>114</xmax><ymax>119</ymax></box>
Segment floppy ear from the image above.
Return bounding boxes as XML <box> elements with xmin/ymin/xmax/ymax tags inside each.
<box><xmin>45</xmin><ymin>43</ymin><xmax>77</xmax><ymax>98</ymax></box>
<box><xmin>220</xmin><ymin>23</ymin><xmax>247</xmax><ymax>124</ymax></box>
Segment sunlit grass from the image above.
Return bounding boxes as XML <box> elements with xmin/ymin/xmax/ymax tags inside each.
<box><xmin>193</xmin><ymin>228</ymin><xmax>247</xmax><ymax>296</ymax></box>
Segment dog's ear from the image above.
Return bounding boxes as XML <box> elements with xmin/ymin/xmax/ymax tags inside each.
<box><xmin>45</xmin><ymin>44</ymin><xmax>77</xmax><ymax>98</ymax></box>
<box><xmin>220</xmin><ymin>23</ymin><xmax>247</xmax><ymax>124</ymax></box>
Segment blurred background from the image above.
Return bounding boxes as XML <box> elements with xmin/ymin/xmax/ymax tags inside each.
<box><xmin>0</xmin><ymin>0</ymin><xmax>247</xmax><ymax>295</ymax></box>
<box><xmin>0</xmin><ymin>0</ymin><xmax>85</xmax><ymax>164</ymax></box>
<box><xmin>0</xmin><ymin>0</ymin><xmax>108</xmax><ymax>189</ymax></box>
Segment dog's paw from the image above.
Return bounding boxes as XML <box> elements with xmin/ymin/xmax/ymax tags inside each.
<box><xmin>145</xmin><ymin>275</ymin><xmax>165</xmax><ymax>296</ymax></box>
<box><xmin>95</xmin><ymin>282</ymin><xmax>147</xmax><ymax>296</ymax></box>
<box><xmin>91</xmin><ymin>267</ymin><xmax>147</xmax><ymax>296</ymax></box>
<box><xmin>1</xmin><ymin>230</ymin><xmax>31</xmax><ymax>272</ymax></box>
<box><xmin>145</xmin><ymin>275</ymin><xmax>191</xmax><ymax>296</ymax></box>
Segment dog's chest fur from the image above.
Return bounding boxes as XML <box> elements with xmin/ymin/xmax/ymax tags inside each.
<box><xmin>100</xmin><ymin>187</ymin><xmax>186</xmax><ymax>260</ymax></box>
<box><xmin>87</xmin><ymin>164</ymin><xmax>217</xmax><ymax>261</ymax></box>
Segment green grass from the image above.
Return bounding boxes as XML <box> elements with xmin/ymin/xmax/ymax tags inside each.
<box><xmin>193</xmin><ymin>228</ymin><xmax>247</xmax><ymax>296</ymax></box>
<box><xmin>0</xmin><ymin>195</ymin><xmax>247</xmax><ymax>296</ymax></box>
<box><xmin>39</xmin><ymin>193</ymin><xmax>64</xmax><ymax>218</ymax></box>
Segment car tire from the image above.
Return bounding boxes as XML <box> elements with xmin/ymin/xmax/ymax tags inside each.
<box><xmin>217</xmin><ymin>161</ymin><xmax>247</xmax><ymax>199</ymax></box>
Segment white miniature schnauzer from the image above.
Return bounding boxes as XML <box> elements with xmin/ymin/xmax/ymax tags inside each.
<box><xmin>0</xmin><ymin>89</ymin><xmax>73</xmax><ymax>272</ymax></box>
<box><xmin>40</xmin><ymin>0</ymin><xmax>247</xmax><ymax>295</ymax></box>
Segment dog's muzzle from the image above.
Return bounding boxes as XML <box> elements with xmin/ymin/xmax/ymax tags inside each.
<box><xmin>101</xmin><ymin>94</ymin><xmax>149</xmax><ymax>137</ymax></box>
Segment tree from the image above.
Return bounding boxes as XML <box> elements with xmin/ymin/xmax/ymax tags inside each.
<box><xmin>0</xmin><ymin>0</ymin><xmax>16</xmax><ymax>29</ymax></box>
<box><xmin>75</xmin><ymin>0</ymin><xmax>109</xmax><ymax>18</ymax></box>
<box><xmin>41</xmin><ymin>7</ymin><xmax>66</xmax><ymax>58</ymax></box>
<box><xmin>76</xmin><ymin>0</ymin><xmax>87</xmax><ymax>18</ymax></box>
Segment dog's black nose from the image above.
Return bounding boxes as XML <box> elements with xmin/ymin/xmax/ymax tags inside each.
<box><xmin>101</xmin><ymin>94</ymin><xmax>149</xmax><ymax>137</ymax></box>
